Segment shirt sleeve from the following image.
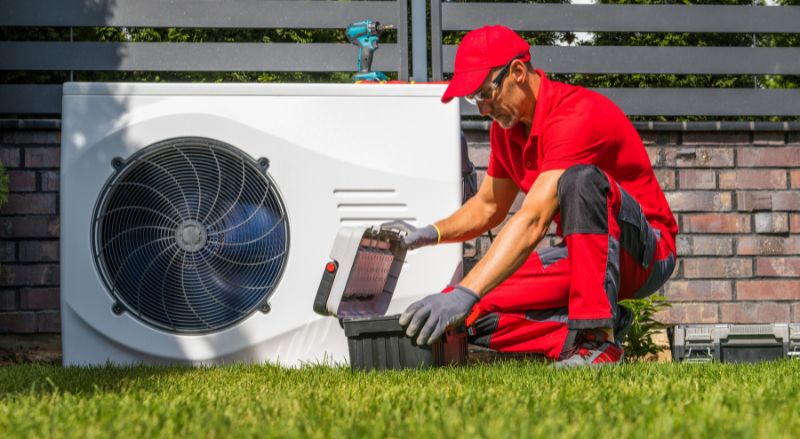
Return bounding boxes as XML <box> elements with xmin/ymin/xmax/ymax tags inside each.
<box><xmin>486</xmin><ymin>123</ymin><xmax>511</xmax><ymax>179</ymax></box>
<box><xmin>539</xmin><ymin>114</ymin><xmax>603</xmax><ymax>173</ymax></box>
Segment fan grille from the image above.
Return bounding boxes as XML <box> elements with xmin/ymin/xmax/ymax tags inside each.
<box><xmin>93</xmin><ymin>137</ymin><xmax>289</xmax><ymax>333</ymax></box>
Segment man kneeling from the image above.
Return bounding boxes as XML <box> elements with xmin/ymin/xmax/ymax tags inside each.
<box><xmin>383</xmin><ymin>25</ymin><xmax>677</xmax><ymax>367</ymax></box>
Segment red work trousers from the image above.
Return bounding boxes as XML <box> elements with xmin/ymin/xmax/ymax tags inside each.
<box><xmin>464</xmin><ymin>165</ymin><xmax>676</xmax><ymax>360</ymax></box>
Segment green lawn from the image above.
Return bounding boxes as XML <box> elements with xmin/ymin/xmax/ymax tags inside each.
<box><xmin>1</xmin><ymin>360</ymin><xmax>798</xmax><ymax>438</ymax></box>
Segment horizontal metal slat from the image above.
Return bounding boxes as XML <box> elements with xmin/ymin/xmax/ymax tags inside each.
<box><xmin>0</xmin><ymin>42</ymin><xmax>401</xmax><ymax>72</ymax></box>
<box><xmin>442</xmin><ymin>4</ymin><xmax>800</xmax><ymax>33</ymax></box>
<box><xmin>0</xmin><ymin>85</ymin><xmax>63</xmax><ymax>114</ymax></box>
<box><xmin>3</xmin><ymin>86</ymin><xmax>799</xmax><ymax>116</ymax></box>
<box><xmin>2</xmin><ymin>0</ymin><xmax>402</xmax><ymax>28</ymax></box>
<box><xmin>460</xmin><ymin>88</ymin><xmax>800</xmax><ymax>116</ymax></box>
<box><xmin>442</xmin><ymin>46</ymin><xmax>800</xmax><ymax>75</ymax></box>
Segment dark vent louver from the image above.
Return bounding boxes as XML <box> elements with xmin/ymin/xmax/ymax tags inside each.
<box><xmin>93</xmin><ymin>137</ymin><xmax>289</xmax><ymax>333</ymax></box>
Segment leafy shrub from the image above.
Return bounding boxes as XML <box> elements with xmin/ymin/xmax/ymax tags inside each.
<box><xmin>619</xmin><ymin>294</ymin><xmax>671</xmax><ymax>362</ymax></box>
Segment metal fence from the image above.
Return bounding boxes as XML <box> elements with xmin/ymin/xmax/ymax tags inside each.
<box><xmin>0</xmin><ymin>0</ymin><xmax>409</xmax><ymax>114</ymax></box>
<box><xmin>2</xmin><ymin>1</ymin><xmax>800</xmax><ymax>116</ymax></box>
<box><xmin>432</xmin><ymin>2</ymin><xmax>800</xmax><ymax>116</ymax></box>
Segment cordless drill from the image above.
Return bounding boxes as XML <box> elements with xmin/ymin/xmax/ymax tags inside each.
<box><xmin>346</xmin><ymin>20</ymin><xmax>394</xmax><ymax>82</ymax></box>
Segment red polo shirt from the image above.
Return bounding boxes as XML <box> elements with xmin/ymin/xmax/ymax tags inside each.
<box><xmin>487</xmin><ymin>69</ymin><xmax>678</xmax><ymax>250</ymax></box>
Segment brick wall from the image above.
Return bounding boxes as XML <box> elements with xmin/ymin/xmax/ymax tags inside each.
<box><xmin>0</xmin><ymin>122</ymin><xmax>61</xmax><ymax>334</ymax></box>
<box><xmin>0</xmin><ymin>120</ymin><xmax>798</xmax><ymax>335</ymax></box>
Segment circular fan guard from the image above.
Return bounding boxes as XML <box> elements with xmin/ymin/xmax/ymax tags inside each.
<box><xmin>93</xmin><ymin>138</ymin><xmax>289</xmax><ymax>333</ymax></box>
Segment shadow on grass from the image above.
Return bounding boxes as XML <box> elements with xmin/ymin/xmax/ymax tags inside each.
<box><xmin>0</xmin><ymin>363</ymin><xmax>223</xmax><ymax>396</ymax></box>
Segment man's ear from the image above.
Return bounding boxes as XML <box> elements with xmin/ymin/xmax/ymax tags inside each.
<box><xmin>511</xmin><ymin>60</ymin><xmax>528</xmax><ymax>84</ymax></box>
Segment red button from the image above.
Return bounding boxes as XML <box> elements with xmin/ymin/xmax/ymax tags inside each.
<box><xmin>325</xmin><ymin>262</ymin><xmax>337</xmax><ymax>273</ymax></box>
<box><xmin>525</xmin><ymin>160</ymin><xmax>533</xmax><ymax>168</ymax></box>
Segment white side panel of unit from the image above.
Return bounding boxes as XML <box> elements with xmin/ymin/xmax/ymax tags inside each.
<box><xmin>61</xmin><ymin>84</ymin><xmax>462</xmax><ymax>366</ymax></box>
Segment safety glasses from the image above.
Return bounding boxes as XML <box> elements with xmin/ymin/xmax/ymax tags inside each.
<box><xmin>464</xmin><ymin>55</ymin><xmax>525</xmax><ymax>106</ymax></box>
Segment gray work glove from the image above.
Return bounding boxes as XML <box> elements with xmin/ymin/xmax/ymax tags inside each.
<box><xmin>399</xmin><ymin>286</ymin><xmax>479</xmax><ymax>345</ymax></box>
<box><xmin>380</xmin><ymin>220</ymin><xmax>439</xmax><ymax>250</ymax></box>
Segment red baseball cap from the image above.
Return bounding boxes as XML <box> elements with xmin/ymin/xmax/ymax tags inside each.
<box><xmin>441</xmin><ymin>25</ymin><xmax>531</xmax><ymax>103</ymax></box>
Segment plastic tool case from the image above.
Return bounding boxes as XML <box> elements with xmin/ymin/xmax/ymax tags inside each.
<box><xmin>671</xmin><ymin>324</ymin><xmax>800</xmax><ymax>363</ymax></box>
<box><xmin>314</xmin><ymin>226</ymin><xmax>467</xmax><ymax>370</ymax></box>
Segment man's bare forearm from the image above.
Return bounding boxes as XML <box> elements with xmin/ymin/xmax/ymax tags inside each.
<box><xmin>457</xmin><ymin>169</ymin><xmax>564</xmax><ymax>296</ymax></box>
<box><xmin>459</xmin><ymin>210</ymin><xmax>549</xmax><ymax>296</ymax></box>
<box><xmin>433</xmin><ymin>196</ymin><xmax>504</xmax><ymax>243</ymax></box>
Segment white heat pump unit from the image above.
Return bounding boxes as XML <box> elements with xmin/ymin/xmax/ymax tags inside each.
<box><xmin>60</xmin><ymin>83</ymin><xmax>463</xmax><ymax>366</ymax></box>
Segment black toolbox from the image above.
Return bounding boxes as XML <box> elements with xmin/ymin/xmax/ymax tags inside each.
<box><xmin>343</xmin><ymin>314</ymin><xmax>468</xmax><ymax>371</ymax></box>
<box><xmin>315</xmin><ymin>226</ymin><xmax>469</xmax><ymax>371</ymax></box>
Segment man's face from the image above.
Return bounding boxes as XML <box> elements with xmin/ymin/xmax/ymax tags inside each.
<box><xmin>469</xmin><ymin>60</ymin><xmax>525</xmax><ymax>129</ymax></box>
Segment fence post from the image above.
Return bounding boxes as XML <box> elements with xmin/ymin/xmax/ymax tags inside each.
<box><xmin>411</xmin><ymin>0</ymin><xmax>427</xmax><ymax>82</ymax></box>
<box><xmin>431</xmin><ymin>0</ymin><xmax>442</xmax><ymax>81</ymax></box>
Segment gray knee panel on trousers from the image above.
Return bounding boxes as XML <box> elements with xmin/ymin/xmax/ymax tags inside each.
<box><xmin>556</xmin><ymin>164</ymin><xmax>610</xmax><ymax>235</ymax></box>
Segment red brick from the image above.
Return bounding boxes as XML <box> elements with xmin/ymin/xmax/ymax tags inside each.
<box><xmin>683</xmin><ymin>213</ymin><xmax>750</xmax><ymax>234</ymax></box>
<box><xmin>655</xmin><ymin>303</ymin><xmax>718</xmax><ymax>324</ymax></box>
<box><xmin>737</xmin><ymin>236</ymin><xmax>800</xmax><ymax>255</ymax></box>
<box><xmin>752</xmin><ymin>132</ymin><xmax>786</xmax><ymax>146</ymax></box>
<box><xmin>469</xmin><ymin>146</ymin><xmax>490</xmax><ymax>168</ymax></box>
<box><xmin>791</xmin><ymin>170</ymin><xmax>800</xmax><ymax>188</ymax></box>
<box><xmin>681</xmin><ymin>131</ymin><xmax>750</xmax><ymax>145</ymax></box>
<box><xmin>682</xmin><ymin>258</ymin><xmax>752</xmax><ymax>279</ymax></box>
<box><xmin>654</xmin><ymin>169</ymin><xmax>676</xmax><ymax>190</ymax></box>
<box><xmin>7</xmin><ymin>170</ymin><xmax>36</xmax><ymax>192</ymax></box>
<box><xmin>737</xmin><ymin>280</ymin><xmax>800</xmax><ymax>300</ymax></box>
<box><xmin>792</xmin><ymin>303</ymin><xmax>800</xmax><ymax>321</ymax></box>
<box><xmin>678</xmin><ymin>170</ymin><xmax>715</xmax><ymax>189</ymax></box>
<box><xmin>0</xmin><ymin>243</ymin><xmax>15</xmax><ymax>265</ymax></box>
<box><xmin>36</xmin><ymin>311</ymin><xmax>60</xmax><ymax>333</ymax></box>
<box><xmin>718</xmin><ymin>170</ymin><xmax>787</xmax><ymax>189</ymax></box>
<box><xmin>18</xmin><ymin>241</ymin><xmax>59</xmax><ymax>262</ymax></box>
<box><xmin>720</xmin><ymin>302</ymin><xmax>790</xmax><ymax>324</ymax></box>
<box><xmin>0</xmin><ymin>290</ymin><xmax>16</xmax><ymax>311</ymax></box>
<box><xmin>676</xmin><ymin>235</ymin><xmax>733</xmax><ymax>256</ymax></box>
<box><xmin>0</xmin><ymin>312</ymin><xmax>36</xmax><ymax>333</ymax></box>
<box><xmin>645</xmin><ymin>147</ymin><xmax>662</xmax><ymax>166</ymax></box>
<box><xmin>664</xmin><ymin>147</ymin><xmax>734</xmax><ymax>167</ymax></box>
<box><xmin>662</xmin><ymin>280</ymin><xmax>732</xmax><ymax>301</ymax></box>
<box><xmin>0</xmin><ymin>194</ymin><xmax>57</xmax><ymax>215</ymax></box>
<box><xmin>756</xmin><ymin>258</ymin><xmax>800</xmax><ymax>277</ymax></box>
<box><xmin>0</xmin><ymin>146</ymin><xmax>21</xmax><ymax>168</ymax></box>
<box><xmin>24</xmin><ymin>147</ymin><xmax>60</xmax><ymax>168</ymax></box>
<box><xmin>665</xmin><ymin>191</ymin><xmax>731</xmax><ymax>212</ymax></box>
<box><xmin>1</xmin><ymin>130</ymin><xmax>59</xmax><ymax>144</ymax></box>
<box><xmin>771</xmin><ymin>192</ymin><xmax>800</xmax><ymax>211</ymax></box>
<box><xmin>0</xmin><ymin>216</ymin><xmax>60</xmax><ymax>238</ymax></box>
<box><xmin>736</xmin><ymin>191</ymin><xmax>772</xmax><ymax>212</ymax></box>
<box><xmin>754</xmin><ymin>212</ymin><xmax>789</xmax><ymax>234</ymax></box>
<box><xmin>20</xmin><ymin>288</ymin><xmax>59</xmax><ymax>310</ymax></box>
<box><xmin>791</xmin><ymin>214</ymin><xmax>800</xmax><ymax>233</ymax></box>
<box><xmin>0</xmin><ymin>264</ymin><xmax>59</xmax><ymax>287</ymax></box>
<box><xmin>40</xmin><ymin>171</ymin><xmax>59</xmax><ymax>192</ymax></box>
<box><xmin>738</xmin><ymin>147</ymin><xmax>800</xmax><ymax>166</ymax></box>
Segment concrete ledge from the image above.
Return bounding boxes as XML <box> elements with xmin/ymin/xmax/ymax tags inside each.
<box><xmin>2</xmin><ymin>119</ymin><xmax>799</xmax><ymax>132</ymax></box>
<box><xmin>461</xmin><ymin>119</ymin><xmax>800</xmax><ymax>132</ymax></box>
<box><xmin>0</xmin><ymin>119</ymin><xmax>61</xmax><ymax>130</ymax></box>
